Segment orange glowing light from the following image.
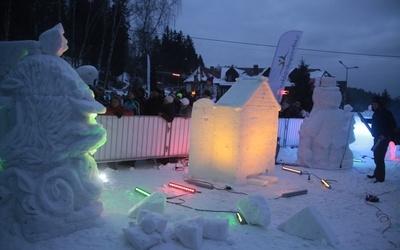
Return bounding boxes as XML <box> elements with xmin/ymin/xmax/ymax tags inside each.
<box><xmin>282</xmin><ymin>166</ymin><xmax>302</xmax><ymax>175</ymax></box>
<box><xmin>168</xmin><ymin>182</ymin><xmax>196</xmax><ymax>193</ymax></box>
<box><xmin>321</xmin><ymin>179</ymin><xmax>331</xmax><ymax>189</ymax></box>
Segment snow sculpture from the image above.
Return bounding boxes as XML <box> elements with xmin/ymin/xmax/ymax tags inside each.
<box><xmin>189</xmin><ymin>77</ymin><xmax>280</xmax><ymax>184</ymax></box>
<box><xmin>76</xmin><ymin>65</ymin><xmax>99</xmax><ymax>86</ymax></box>
<box><xmin>128</xmin><ymin>192</ymin><xmax>167</xmax><ymax>218</ymax></box>
<box><xmin>296</xmin><ymin>77</ymin><xmax>355</xmax><ymax>169</ymax></box>
<box><xmin>277</xmin><ymin>205</ymin><xmax>339</xmax><ymax>246</ymax></box>
<box><xmin>236</xmin><ymin>195</ymin><xmax>271</xmax><ymax>228</ymax></box>
<box><xmin>0</xmin><ymin>23</ymin><xmax>106</xmax><ymax>242</ymax></box>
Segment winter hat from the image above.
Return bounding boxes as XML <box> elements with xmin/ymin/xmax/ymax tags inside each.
<box><xmin>176</xmin><ymin>93</ymin><xmax>183</xmax><ymax>99</ymax></box>
<box><xmin>372</xmin><ymin>96</ymin><xmax>383</xmax><ymax>106</ymax></box>
<box><xmin>165</xmin><ymin>95</ymin><xmax>174</xmax><ymax>104</ymax></box>
<box><xmin>180</xmin><ymin>98</ymin><xmax>190</xmax><ymax>106</ymax></box>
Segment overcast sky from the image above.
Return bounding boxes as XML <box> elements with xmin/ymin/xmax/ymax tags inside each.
<box><xmin>172</xmin><ymin>0</ymin><xmax>400</xmax><ymax>98</ymax></box>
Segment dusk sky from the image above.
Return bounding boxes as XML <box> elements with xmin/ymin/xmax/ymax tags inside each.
<box><xmin>173</xmin><ymin>0</ymin><xmax>400</xmax><ymax>98</ymax></box>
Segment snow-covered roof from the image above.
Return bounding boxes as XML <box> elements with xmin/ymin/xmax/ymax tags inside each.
<box><xmin>183</xmin><ymin>66</ymin><xmax>216</xmax><ymax>83</ymax></box>
<box><xmin>219</xmin><ymin>66</ymin><xmax>245</xmax><ymax>80</ymax></box>
<box><xmin>216</xmin><ymin>77</ymin><xmax>279</xmax><ymax>108</ymax></box>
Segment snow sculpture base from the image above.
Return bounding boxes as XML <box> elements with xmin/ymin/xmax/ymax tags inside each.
<box><xmin>296</xmin><ymin>77</ymin><xmax>355</xmax><ymax>169</ymax></box>
<box><xmin>188</xmin><ymin>78</ymin><xmax>280</xmax><ymax>184</ymax></box>
<box><xmin>278</xmin><ymin>205</ymin><xmax>339</xmax><ymax>246</ymax></box>
<box><xmin>0</xmin><ymin>24</ymin><xmax>106</xmax><ymax>242</ymax></box>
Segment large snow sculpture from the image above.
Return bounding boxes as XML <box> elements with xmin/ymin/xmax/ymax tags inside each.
<box><xmin>189</xmin><ymin>77</ymin><xmax>280</xmax><ymax>184</ymax></box>
<box><xmin>296</xmin><ymin>77</ymin><xmax>355</xmax><ymax>169</ymax></box>
<box><xmin>0</xmin><ymin>24</ymin><xmax>106</xmax><ymax>242</ymax></box>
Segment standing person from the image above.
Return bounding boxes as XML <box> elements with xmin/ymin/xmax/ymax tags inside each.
<box><xmin>367</xmin><ymin>96</ymin><xmax>396</xmax><ymax>183</ymax></box>
<box><xmin>203</xmin><ymin>77</ymin><xmax>217</xmax><ymax>102</ymax></box>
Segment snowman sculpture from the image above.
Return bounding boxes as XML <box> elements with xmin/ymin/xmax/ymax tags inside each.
<box><xmin>296</xmin><ymin>77</ymin><xmax>355</xmax><ymax>169</ymax></box>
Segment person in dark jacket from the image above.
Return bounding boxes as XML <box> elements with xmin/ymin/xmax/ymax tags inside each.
<box><xmin>367</xmin><ymin>96</ymin><xmax>397</xmax><ymax>183</ymax></box>
<box><xmin>144</xmin><ymin>88</ymin><xmax>164</xmax><ymax>115</ymax></box>
<box><xmin>158</xmin><ymin>95</ymin><xmax>176</xmax><ymax>122</ymax></box>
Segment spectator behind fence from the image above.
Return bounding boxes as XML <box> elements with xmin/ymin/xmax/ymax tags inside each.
<box><xmin>172</xmin><ymin>92</ymin><xmax>182</xmax><ymax>114</ymax></box>
<box><xmin>144</xmin><ymin>88</ymin><xmax>164</xmax><ymax>115</ymax></box>
<box><xmin>280</xmin><ymin>101</ymin><xmax>306</xmax><ymax>118</ymax></box>
<box><xmin>93</xmin><ymin>86</ymin><xmax>109</xmax><ymax>107</ymax></box>
<box><xmin>158</xmin><ymin>95</ymin><xmax>176</xmax><ymax>122</ymax></box>
<box><xmin>177</xmin><ymin>98</ymin><xmax>192</xmax><ymax>119</ymax></box>
<box><xmin>123</xmin><ymin>91</ymin><xmax>140</xmax><ymax>115</ymax></box>
<box><xmin>104</xmin><ymin>95</ymin><xmax>134</xmax><ymax>118</ymax></box>
<box><xmin>135</xmin><ymin>88</ymin><xmax>147</xmax><ymax>115</ymax></box>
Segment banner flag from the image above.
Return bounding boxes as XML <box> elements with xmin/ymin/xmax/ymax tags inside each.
<box><xmin>268</xmin><ymin>30</ymin><xmax>303</xmax><ymax>103</ymax></box>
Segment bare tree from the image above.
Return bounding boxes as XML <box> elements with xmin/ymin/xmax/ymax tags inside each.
<box><xmin>77</xmin><ymin>1</ymin><xmax>105</xmax><ymax>65</ymax></box>
<box><xmin>104</xmin><ymin>0</ymin><xmax>126</xmax><ymax>86</ymax></box>
<box><xmin>131</xmin><ymin>0</ymin><xmax>182</xmax><ymax>57</ymax></box>
<box><xmin>96</xmin><ymin>0</ymin><xmax>109</xmax><ymax>73</ymax></box>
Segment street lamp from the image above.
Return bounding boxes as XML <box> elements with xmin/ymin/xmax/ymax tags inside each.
<box><xmin>339</xmin><ymin>60</ymin><xmax>359</xmax><ymax>105</ymax></box>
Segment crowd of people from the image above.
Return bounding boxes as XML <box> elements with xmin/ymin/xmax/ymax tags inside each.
<box><xmin>279</xmin><ymin>101</ymin><xmax>309</xmax><ymax>118</ymax></box>
<box><xmin>89</xmin><ymin>77</ymin><xmax>223</xmax><ymax>122</ymax></box>
<box><xmin>91</xmin><ymin>83</ymin><xmax>220</xmax><ymax>122</ymax></box>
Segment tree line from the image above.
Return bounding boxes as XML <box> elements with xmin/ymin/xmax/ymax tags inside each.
<box><xmin>1</xmin><ymin>0</ymin><xmax>203</xmax><ymax>89</ymax></box>
<box><xmin>284</xmin><ymin>59</ymin><xmax>396</xmax><ymax>113</ymax></box>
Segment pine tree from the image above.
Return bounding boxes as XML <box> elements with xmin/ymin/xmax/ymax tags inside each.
<box><xmin>287</xmin><ymin>59</ymin><xmax>313</xmax><ymax>112</ymax></box>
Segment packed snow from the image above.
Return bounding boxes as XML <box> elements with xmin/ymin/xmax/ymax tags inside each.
<box><xmin>2</xmin><ymin>146</ymin><xmax>399</xmax><ymax>250</ymax></box>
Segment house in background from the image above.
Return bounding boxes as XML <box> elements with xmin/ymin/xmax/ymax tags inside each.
<box><xmin>183</xmin><ymin>65</ymin><xmax>334</xmax><ymax>104</ymax></box>
<box><xmin>183</xmin><ymin>65</ymin><xmax>266</xmax><ymax>99</ymax></box>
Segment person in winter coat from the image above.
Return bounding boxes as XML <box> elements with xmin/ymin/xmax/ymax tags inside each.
<box><xmin>104</xmin><ymin>95</ymin><xmax>134</xmax><ymax>118</ymax></box>
<box><xmin>144</xmin><ymin>88</ymin><xmax>164</xmax><ymax>115</ymax></box>
<box><xmin>123</xmin><ymin>91</ymin><xmax>139</xmax><ymax>115</ymax></box>
<box><xmin>177</xmin><ymin>98</ymin><xmax>192</xmax><ymax>119</ymax></box>
<box><xmin>367</xmin><ymin>96</ymin><xmax>397</xmax><ymax>183</ymax></box>
<box><xmin>158</xmin><ymin>95</ymin><xmax>176</xmax><ymax>122</ymax></box>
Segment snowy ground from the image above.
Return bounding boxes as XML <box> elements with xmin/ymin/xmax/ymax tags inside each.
<box><xmin>6</xmin><ymin>145</ymin><xmax>399</xmax><ymax>250</ymax></box>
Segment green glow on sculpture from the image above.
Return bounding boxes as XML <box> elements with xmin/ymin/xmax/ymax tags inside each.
<box><xmin>217</xmin><ymin>214</ymin><xmax>239</xmax><ymax>227</ymax></box>
<box><xmin>228</xmin><ymin>214</ymin><xmax>240</xmax><ymax>226</ymax></box>
<box><xmin>15</xmin><ymin>49</ymin><xmax>29</xmax><ymax>64</ymax></box>
<box><xmin>101</xmin><ymin>189</ymin><xmax>137</xmax><ymax>211</ymax></box>
<box><xmin>88</xmin><ymin>113</ymin><xmax>98</xmax><ymax>124</ymax></box>
<box><xmin>88</xmin><ymin>113</ymin><xmax>107</xmax><ymax>155</ymax></box>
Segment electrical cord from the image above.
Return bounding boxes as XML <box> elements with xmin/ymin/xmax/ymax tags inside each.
<box><xmin>167</xmin><ymin>201</ymin><xmax>239</xmax><ymax>214</ymax></box>
<box><xmin>364</xmin><ymin>191</ymin><xmax>398</xmax><ymax>248</ymax></box>
<box><xmin>183</xmin><ymin>177</ymin><xmax>248</xmax><ymax>195</ymax></box>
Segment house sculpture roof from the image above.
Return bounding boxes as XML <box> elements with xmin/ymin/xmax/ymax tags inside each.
<box><xmin>216</xmin><ymin>77</ymin><xmax>280</xmax><ymax>109</ymax></box>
